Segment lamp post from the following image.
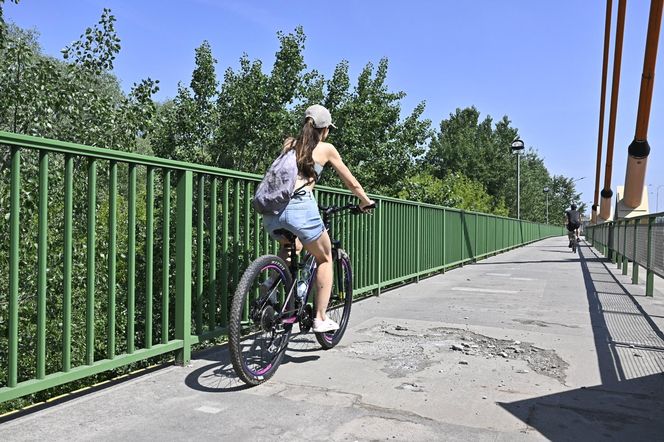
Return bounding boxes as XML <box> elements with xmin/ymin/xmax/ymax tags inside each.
<box><xmin>543</xmin><ymin>187</ymin><xmax>550</xmax><ymax>224</ymax></box>
<box><xmin>511</xmin><ymin>138</ymin><xmax>525</xmax><ymax>219</ymax></box>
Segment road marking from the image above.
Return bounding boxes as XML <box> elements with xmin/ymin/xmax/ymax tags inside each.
<box><xmin>451</xmin><ymin>287</ymin><xmax>518</xmax><ymax>294</ymax></box>
<box><xmin>486</xmin><ymin>273</ymin><xmax>512</xmax><ymax>277</ymax></box>
<box><xmin>196</xmin><ymin>406</ymin><xmax>223</xmax><ymax>414</ymax></box>
<box><xmin>511</xmin><ymin>277</ymin><xmax>535</xmax><ymax>281</ymax></box>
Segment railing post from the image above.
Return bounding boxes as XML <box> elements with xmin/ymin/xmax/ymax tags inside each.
<box><xmin>613</xmin><ymin>221</ymin><xmax>622</xmax><ymax>269</ymax></box>
<box><xmin>646</xmin><ymin>216</ymin><xmax>654</xmax><ymax>297</ymax></box>
<box><xmin>8</xmin><ymin>147</ymin><xmax>20</xmax><ymax>387</ymax></box>
<box><xmin>460</xmin><ymin>211</ymin><xmax>465</xmax><ymax>266</ymax></box>
<box><xmin>416</xmin><ymin>204</ymin><xmax>421</xmax><ymax>282</ymax></box>
<box><xmin>622</xmin><ymin>219</ymin><xmax>628</xmax><ymax>275</ymax></box>
<box><xmin>608</xmin><ymin>223</ymin><xmax>614</xmax><ymax>261</ymax></box>
<box><xmin>474</xmin><ymin>212</ymin><xmax>478</xmax><ymax>261</ymax></box>
<box><xmin>176</xmin><ymin>170</ymin><xmax>193</xmax><ymax>365</ymax></box>
<box><xmin>376</xmin><ymin>199</ymin><xmax>383</xmax><ymax>295</ymax></box>
<box><xmin>632</xmin><ymin>219</ymin><xmax>639</xmax><ymax>284</ymax></box>
<box><xmin>37</xmin><ymin>151</ymin><xmax>49</xmax><ymax>379</ymax></box>
<box><xmin>86</xmin><ymin>159</ymin><xmax>97</xmax><ymax>365</ymax></box>
<box><xmin>442</xmin><ymin>208</ymin><xmax>446</xmax><ymax>272</ymax></box>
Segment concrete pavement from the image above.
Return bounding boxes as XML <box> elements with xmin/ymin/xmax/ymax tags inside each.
<box><xmin>1</xmin><ymin>237</ymin><xmax>663</xmax><ymax>441</ymax></box>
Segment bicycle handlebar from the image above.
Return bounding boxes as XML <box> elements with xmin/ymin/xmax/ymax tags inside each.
<box><xmin>319</xmin><ymin>202</ymin><xmax>377</xmax><ymax>217</ymax></box>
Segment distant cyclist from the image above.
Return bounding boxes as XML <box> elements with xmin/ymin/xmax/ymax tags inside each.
<box><xmin>565</xmin><ymin>204</ymin><xmax>581</xmax><ymax>246</ymax></box>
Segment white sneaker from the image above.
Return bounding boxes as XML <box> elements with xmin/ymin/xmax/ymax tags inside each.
<box><xmin>312</xmin><ymin>318</ymin><xmax>339</xmax><ymax>333</ymax></box>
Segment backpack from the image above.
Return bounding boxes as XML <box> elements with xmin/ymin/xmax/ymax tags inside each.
<box><xmin>252</xmin><ymin>149</ymin><xmax>301</xmax><ymax>215</ymax></box>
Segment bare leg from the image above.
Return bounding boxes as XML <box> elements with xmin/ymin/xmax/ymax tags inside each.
<box><xmin>276</xmin><ymin>238</ymin><xmax>302</xmax><ymax>263</ymax></box>
<box><xmin>301</xmin><ymin>231</ymin><xmax>333</xmax><ymax>321</ymax></box>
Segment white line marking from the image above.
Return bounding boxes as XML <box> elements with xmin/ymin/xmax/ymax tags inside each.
<box><xmin>511</xmin><ymin>277</ymin><xmax>535</xmax><ymax>281</ymax></box>
<box><xmin>486</xmin><ymin>273</ymin><xmax>512</xmax><ymax>277</ymax></box>
<box><xmin>451</xmin><ymin>287</ymin><xmax>519</xmax><ymax>294</ymax></box>
<box><xmin>196</xmin><ymin>406</ymin><xmax>223</xmax><ymax>414</ymax></box>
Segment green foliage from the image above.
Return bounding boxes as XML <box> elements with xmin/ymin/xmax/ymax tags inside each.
<box><xmin>0</xmin><ymin>9</ymin><xmax>160</xmax><ymax>411</ymax></box>
<box><xmin>0</xmin><ymin>11</ymin><xmax>158</xmax><ymax>149</ymax></box>
<box><xmin>423</xmin><ymin>106</ymin><xmax>581</xmax><ymax>222</ymax></box>
<box><xmin>398</xmin><ymin>172</ymin><xmax>504</xmax><ymax>215</ymax></box>
<box><xmin>549</xmin><ymin>175</ymin><xmax>586</xmax><ymax>222</ymax></box>
<box><xmin>322</xmin><ymin>58</ymin><xmax>431</xmax><ymax>195</ymax></box>
<box><xmin>152</xmin><ymin>29</ymin><xmax>431</xmax><ymax>196</ymax></box>
<box><xmin>0</xmin><ymin>0</ymin><xmax>19</xmax><ymax>49</ymax></box>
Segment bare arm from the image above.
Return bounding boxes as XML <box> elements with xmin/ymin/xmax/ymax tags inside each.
<box><xmin>325</xmin><ymin>144</ymin><xmax>373</xmax><ymax>208</ymax></box>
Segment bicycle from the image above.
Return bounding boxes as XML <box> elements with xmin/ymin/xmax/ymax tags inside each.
<box><xmin>229</xmin><ymin>202</ymin><xmax>375</xmax><ymax>386</ymax></box>
<box><xmin>567</xmin><ymin>229</ymin><xmax>578</xmax><ymax>253</ymax></box>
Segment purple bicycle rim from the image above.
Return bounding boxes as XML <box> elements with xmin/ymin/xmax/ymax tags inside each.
<box><xmin>254</xmin><ymin>363</ymin><xmax>273</xmax><ymax>376</ymax></box>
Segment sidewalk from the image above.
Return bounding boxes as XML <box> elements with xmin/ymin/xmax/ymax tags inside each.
<box><xmin>1</xmin><ymin>238</ymin><xmax>663</xmax><ymax>441</ymax></box>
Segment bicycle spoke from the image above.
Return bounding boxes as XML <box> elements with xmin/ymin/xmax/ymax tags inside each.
<box><xmin>229</xmin><ymin>256</ymin><xmax>293</xmax><ymax>384</ymax></box>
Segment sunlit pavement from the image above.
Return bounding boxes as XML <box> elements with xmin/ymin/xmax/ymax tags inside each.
<box><xmin>1</xmin><ymin>237</ymin><xmax>663</xmax><ymax>441</ymax></box>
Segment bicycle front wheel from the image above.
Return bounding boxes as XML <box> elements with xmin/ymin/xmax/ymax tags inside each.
<box><xmin>316</xmin><ymin>249</ymin><xmax>353</xmax><ymax>349</ymax></box>
<box><xmin>229</xmin><ymin>255</ymin><xmax>293</xmax><ymax>385</ymax></box>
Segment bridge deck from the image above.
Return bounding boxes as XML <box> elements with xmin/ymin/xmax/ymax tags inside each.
<box><xmin>2</xmin><ymin>238</ymin><xmax>663</xmax><ymax>441</ymax></box>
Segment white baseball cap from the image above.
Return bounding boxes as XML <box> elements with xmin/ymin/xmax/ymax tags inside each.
<box><xmin>304</xmin><ymin>104</ymin><xmax>337</xmax><ymax>129</ymax></box>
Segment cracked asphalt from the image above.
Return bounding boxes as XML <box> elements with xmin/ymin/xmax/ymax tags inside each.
<box><xmin>1</xmin><ymin>238</ymin><xmax>663</xmax><ymax>441</ymax></box>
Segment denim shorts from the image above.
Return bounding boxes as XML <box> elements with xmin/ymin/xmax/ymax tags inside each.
<box><xmin>262</xmin><ymin>190</ymin><xmax>325</xmax><ymax>244</ymax></box>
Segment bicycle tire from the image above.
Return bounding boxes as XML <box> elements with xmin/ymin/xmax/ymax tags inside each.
<box><xmin>315</xmin><ymin>249</ymin><xmax>353</xmax><ymax>349</ymax></box>
<box><xmin>229</xmin><ymin>255</ymin><xmax>293</xmax><ymax>386</ymax></box>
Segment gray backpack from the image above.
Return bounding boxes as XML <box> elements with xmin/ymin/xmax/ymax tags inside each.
<box><xmin>253</xmin><ymin>149</ymin><xmax>301</xmax><ymax>215</ymax></box>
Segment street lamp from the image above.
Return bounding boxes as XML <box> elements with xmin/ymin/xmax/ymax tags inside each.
<box><xmin>511</xmin><ymin>138</ymin><xmax>525</xmax><ymax>219</ymax></box>
<box><xmin>543</xmin><ymin>187</ymin><xmax>550</xmax><ymax>224</ymax></box>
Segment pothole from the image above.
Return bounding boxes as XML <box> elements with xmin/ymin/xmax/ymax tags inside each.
<box><xmin>347</xmin><ymin>321</ymin><xmax>569</xmax><ymax>383</ymax></box>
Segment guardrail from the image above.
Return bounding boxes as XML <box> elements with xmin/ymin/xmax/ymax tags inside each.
<box><xmin>586</xmin><ymin>212</ymin><xmax>664</xmax><ymax>296</ymax></box>
<box><xmin>0</xmin><ymin>130</ymin><xmax>564</xmax><ymax>405</ymax></box>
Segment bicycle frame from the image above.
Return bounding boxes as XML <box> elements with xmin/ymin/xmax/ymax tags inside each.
<box><xmin>276</xmin><ymin>205</ymin><xmax>352</xmax><ymax>320</ymax></box>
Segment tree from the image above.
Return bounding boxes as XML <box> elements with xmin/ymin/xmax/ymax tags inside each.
<box><xmin>0</xmin><ymin>0</ymin><xmax>19</xmax><ymax>49</ymax></box>
<box><xmin>321</xmin><ymin>58</ymin><xmax>431</xmax><ymax>195</ymax></box>
<box><xmin>0</xmin><ymin>10</ymin><xmax>158</xmax><ymax>149</ymax></box>
<box><xmin>152</xmin><ymin>41</ymin><xmax>217</xmax><ymax>164</ymax></box>
<box><xmin>398</xmin><ymin>172</ymin><xmax>507</xmax><ymax>215</ymax></box>
<box><xmin>0</xmin><ymin>9</ymin><xmax>159</xmax><ymax>412</ymax></box>
<box><xmin>549</xmin><ymin>175</ymin><xmax>586</xmax><ymax>223</ymax></box>
<box><xmin>423</xmin><ymin>106</ymin><xmax>583</xmax><ymax>221</ymax></box>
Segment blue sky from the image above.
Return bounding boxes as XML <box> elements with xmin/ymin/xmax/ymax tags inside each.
<box><xmin>5</xmin><ymin>0</ymin><xmax>664</xmax><ymax>211</ymax></box>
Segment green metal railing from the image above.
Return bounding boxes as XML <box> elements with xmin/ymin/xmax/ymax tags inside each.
<box><xmin>586</xmin><ymin>212</ymin><xmax>664</xmax><ymax>296</ymax></box>
<box><xmin>0</xmin><ymin>131</ymin><xmax>563</xmax><ymax>404</ymax></box>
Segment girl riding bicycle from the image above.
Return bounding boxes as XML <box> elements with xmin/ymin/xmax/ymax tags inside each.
<box><xmin>262</xmin><ymin>104</ymin><xmax>374</xmax><ymax>333</ymax></box>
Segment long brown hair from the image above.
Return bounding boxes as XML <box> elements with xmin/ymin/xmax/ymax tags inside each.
<box><xmin>284</xmin><ymin>117</ymin><xmax>324</xmax><ymax>180</ymax></box>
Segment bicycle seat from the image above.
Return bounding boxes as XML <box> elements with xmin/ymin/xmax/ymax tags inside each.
<box><xmin>272</xmin><ymin>228</ymin><xmax>297</xmax><ymax>242</ymax></box>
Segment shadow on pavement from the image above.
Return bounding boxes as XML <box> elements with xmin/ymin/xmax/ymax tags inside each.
<box><xmin>184</xmin><ymin>334</ymin><xmax>322</xmax><ymax>394</ymax></box>
<box><xmin>500</xmin><ymin>243</ymin><xmax>664</xmax><ymax>440</ymax></box>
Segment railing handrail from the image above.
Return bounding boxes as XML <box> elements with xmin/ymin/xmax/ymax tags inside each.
<box><xmin>590</xmin><ymin>212</ymin><xmax>664</xmax><ymax>224</ymax></box>
<box><xmin>0</xmin><ymin>130</ymin><xmax>558</xmax><ymax>223</ymax></box>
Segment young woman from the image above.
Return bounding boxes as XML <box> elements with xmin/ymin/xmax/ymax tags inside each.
<box><xmin>262</xmin><ymin>104</ymin><xmax>374</xmax><ymax>332</ymax></box>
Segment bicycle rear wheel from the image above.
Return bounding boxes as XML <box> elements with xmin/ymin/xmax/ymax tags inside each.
<box><xmin>229</xmin><ymin>255</ymin><xmax>293</xmax><ymax>385</ymax></box>
<box><xmin>316</xmin><ymin>249</ymin><xmax>353</xmax><ymax>349</ymax></box>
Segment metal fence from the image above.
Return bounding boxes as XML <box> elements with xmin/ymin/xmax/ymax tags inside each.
<box><xmin>586</xmin><ymin>212</ymin><xmax>664</xmax><ymax>297</ymax></box>
<box><xmin>0</xmin><ymin>131</ymin><xmax>563</xmax><ymax>404</ymax></box>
